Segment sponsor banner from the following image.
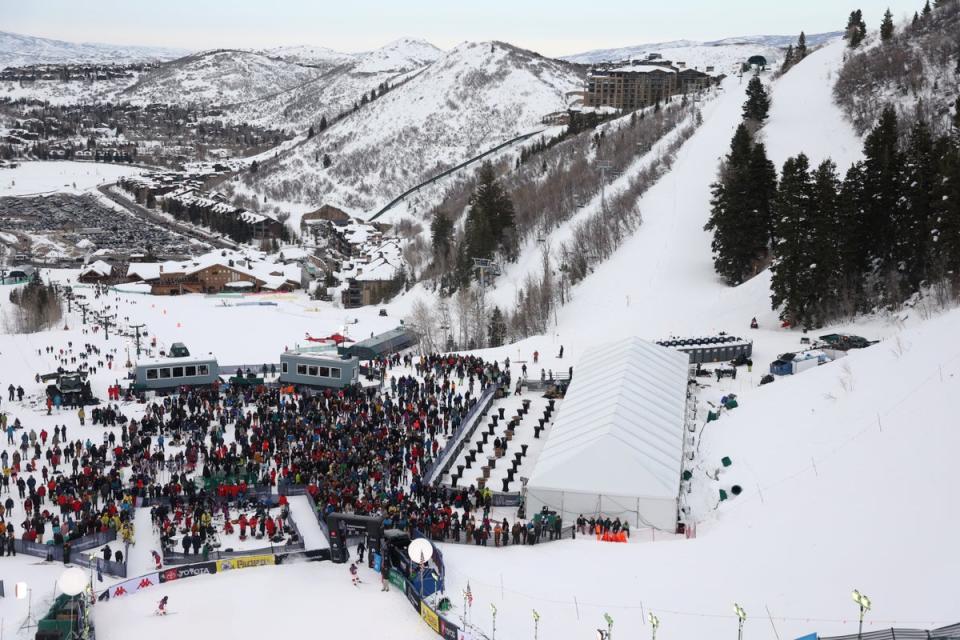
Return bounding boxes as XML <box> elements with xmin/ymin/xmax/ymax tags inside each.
<box><xmin>372</xmin><ymin>552</ymin><xmax>382</xmax><ymax>573</ymax></box>
<box><xmin>110</xmin><ymin>572</ymin><xmax>159</xmax><ymax>599</ymax></box>
<box><xmin>439</xmin><ymin>617</ymin><xmax>459</xmax><ymax>640</ymax></box>
<box><xmin>405</xmin><ymin>580</ymin><xmax>421</xmax><ymax>613</ymax></box>
<box><xmin>420</xmin><ymin>601</ymin><xmax>440</xmax><ymax>633</ymax></box>
<box><xmin>159</xmin><ymin>562</ymin><xmax>217</xmax><ymax>583</ymax></box>
<box><xmin>388</xmin><ymin>568</ymin><xmax>406</xmax><ymax>590</ymax></box>
<box><xmin>216</xmin><ymin>554</ymin><xmax>276</xmax><ymax>572</ymax></box>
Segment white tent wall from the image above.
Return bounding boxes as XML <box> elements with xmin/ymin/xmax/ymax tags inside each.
<box><xmin>524</xmin><ymin>486</ymin><xmax>678</xmax><ymax>531</ymax></box>
<box><xmin>524</xmin><ymin>337</ymin><xmax>689</xmax><ymax>532</ymax></box>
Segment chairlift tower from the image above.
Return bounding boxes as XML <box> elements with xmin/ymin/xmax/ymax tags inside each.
<box><xmin>597</xmin><ymin>160</ymin><xmax>613</xmax><ymax>212</ymax></box>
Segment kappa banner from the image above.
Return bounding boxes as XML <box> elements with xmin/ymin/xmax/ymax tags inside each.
<box><xmin>216</xmin><ymin>554</ymin><xmax>276</xmax><ymax>572</ymax></box>
<box><xmin>109</xmin><ymin>572</ymin><xmax>160</xmax><ymax>599</ymax></box>
<box><xmin>420</xmin><ymin>601</ymin><xmax>440</xmax><ymax>633</ymax></box>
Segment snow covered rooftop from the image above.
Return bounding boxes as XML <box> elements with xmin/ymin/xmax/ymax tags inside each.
<box><xmin>606</xmin><ymin>65</ymin><xmax>678</xmax><ymax>74</ymax></box>
<box><xmin>527</xmin><ymin>337</ymin><xmax>690</xmax><ymax>500</ymax></box>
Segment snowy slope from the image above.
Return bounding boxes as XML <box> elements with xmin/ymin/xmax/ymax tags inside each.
<box><xmin>763</xmin><ymin>38</ymin><xmax>862</xmax><ymax>170</ymax></box>
<box><xmin>244</xmin><ymin>41</ymin><xmax>583</xmax><ymax>213</ymax></box>
<box><xmin>0</xmin><ymin>30</ymin><xmax>188</xmax><ymax>69</ymax></box>
<box><xmin>564</xmin><ymin>32</ymin><xmax>843</xmax><ymax>67</ymax></box>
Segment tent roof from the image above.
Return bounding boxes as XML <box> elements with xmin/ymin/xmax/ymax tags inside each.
<box><xmin>526</xmin><ymin>337</ymin><xmax>689</xmax><ymax>500</ymax></box>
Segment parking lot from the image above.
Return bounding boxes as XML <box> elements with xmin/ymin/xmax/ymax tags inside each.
<box><xmin>0</xmin><ymin>193</ymin><xmax>206</xmax><ymax>260</ymax></box>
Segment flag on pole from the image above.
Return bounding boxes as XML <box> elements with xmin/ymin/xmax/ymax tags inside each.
<box><xmin>465</xmin><ymin>581</ymin><xmax>474</xmax><ymax>607</ymax></box>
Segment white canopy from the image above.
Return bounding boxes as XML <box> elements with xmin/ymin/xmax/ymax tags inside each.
<box><xmin>525</xmin><ymin>337</ymin><xmax>689</xmax><ymax>530</ymax></box>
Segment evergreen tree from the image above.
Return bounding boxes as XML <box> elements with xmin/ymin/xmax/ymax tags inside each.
<box><xmin>430</xmin><ymin>211</ymin><xmax>453</xmax><ymax>268</ymax></box>
<box><xmin>922</xmin><ymin>0</ymin><xmax>932</xmax><ymax>17</ymax></box>
<box><xmin>930</xmin><ymin>125</ymin><xmax>960</xmax><ymax>286</ymax></box>
<box><xmin>860</xmin><ymin>105</ymin><xmax>903</xmax><ymax>293</ymax></box>
<box><xmin>796</xmin><ymin>31</ymin><xmax>808</xmax><ymax>59</ymax></box>
<box><xmin>896</xmin><ymin>119</ymin><xmax>936</xmax><ymax>291</ymax></box>
<box><xmin>322</xmin><ymin>154</ymin><xmax>331</xmax><ymax>168</ymax></box>
<box><xmin>307</xmin><ymin>126</ymin><xmax>315</xmax><ymax>139</ymax></box>
<box><xmin>462</xmin><ymin>162</ymin><xmax>517</xmax><ymax>267</ymax></box>
<box><xmin>742</xmin><ymin>75</ymin><xmax>771</xmax><ymax>122</ymax></box>
<box><xmin>487</xmin><ymin>306</ymin><xmax>507</xmax><ymax>347</ymax></box>
<box><xmin>809</xmin><ymin>159</ymin><xmax>843</xmax><ymax>316</ymax></box>
<box><xmin>846</xmin><ymin>9</ymin><xmax>867</xmax><ymax>47</ymax></box>
<box><xmin>880</xmin><ymin>8</ymin><xmax>895</xmax><ymax>41</ymax></box>
<box><xmin>319</xmin><ymin>116</ymin><xmax>328</xmax><ymax>131</ymax></box>
<box><xmin>748</xmin><ymin>141</ymin><xmax>779</xmax><ymax>246</ymax></box>
<box><xmin>704</xmin><ymin>125</ymin><xmax>770</xmax><ymax>285</ymax></box>
<box><xmin>837</xmin><ymin>162</ymin><xmax>870</xmax><ymax>310</ymax></box>
<box><xmin>770</xmin><ymin>154</ymin><xmax>817</xmax><ymax>326</ymax></box>
<box><xmin>782</xmin><ymin>44</ymin><xmax>795</xmax><ymax>72</ymax></box>
<box><xmin>912</xmin><ymin>11</ymin><xmax>920</xmax><ymax>26</ymax></box>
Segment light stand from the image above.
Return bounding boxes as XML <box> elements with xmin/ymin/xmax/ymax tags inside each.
<box><xmin>852</xmin><ymin>590</ymin><xmax>871</xmax><ymax>640</ymax></box>
<box><xmin>603</xmin><ymin>612</ymin><xmax>614</xmax><ymax>640</ymax></box>
<box><xmin>491</xmin><ymin>603</ymin><xmax>497</xmax><ymax>640</ymax></box>
<box><xmin>17</xmin><ymin>585</ymin><xmax>37</xmax><ymax>633</ymax></box>
<box><xmin>734</xmin><ymin>603</ymin><xmax>747</xmax><ymax>640</ymax></box>
<box><xmin>532</xmin><ymin>609</ymin><xmax>540</xmax><ymax>640</ymax></box>
<box><xmin>648</xmin><ymin>612</ymin><xmax>660</xmax><ymax>640</ymax></box>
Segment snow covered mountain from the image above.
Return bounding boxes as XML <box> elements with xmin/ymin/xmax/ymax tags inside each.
<box><xmin>226</xmin><ymin>38</ymin><xmax>444</xmax><ymax>130</ymax></box>
<box><xmin>0</xmin><ymin>30</ymin><xmax>188</xmax><ymax>69</ymax></box>
<box><xmin>257</xmin><ymin>44</ymin><xmax>356</xmax><ymax>69</ymax></box>
<box><xmin>242</xmin><ymin>41</ymin><xmax>583</xmax><ymax>214</ymax></box>
<box><xmin>563</xmin><ymin>32</ymin><xmax>843</xmax><ymax>69</ymax></box>
<box><xmin>119</xmin><ymin>49</ymin><xmax>322</xmax><ymax>109</ymax></box>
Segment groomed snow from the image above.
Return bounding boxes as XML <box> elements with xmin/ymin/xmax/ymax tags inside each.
<box><xmin>91</xmin><ymin>562</ymin><xmax>432</xmax><ymax>640</ymax></box>
<box><xmin>763</xmin><ymin>38</ymin><xmax>862</xmax><ymax>170</ymax></box>
<box><xmin>0</xmin><ymin>161</ymin><xmax>145</xmax><ymax>197</ymax></box>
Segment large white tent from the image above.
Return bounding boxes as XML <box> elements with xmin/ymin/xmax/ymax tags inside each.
<box><xmin>524</xmin><ymin>337</ymin><xmax>690</xmax><ymax>530</ymax></box>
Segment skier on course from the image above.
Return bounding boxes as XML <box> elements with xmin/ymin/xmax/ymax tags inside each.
<box><xmin>350</xmin><ymin>562</ymin><xmax>361</xmax><ymax>586</ymax></box>
<box><xmin>156</xmin><ymin>595</ymin><xmax>169</xmax><ymax>616</ymax></box>
<box><xmin>151</xmin><ymin>549</ymin><xmax>162</xmax><ymax>570</ymax></box>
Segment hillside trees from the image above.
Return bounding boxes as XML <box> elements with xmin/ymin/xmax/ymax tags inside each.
<box><xmin>457</xmin><ymin>162</ymin><xmax>517</xmax><ymax>284</ymax></box>
<box><xmin>6</xmin><ymin>278</ymin><xmax>63</xmax><ymax>334</ymax></box>
<box><xmin>763</xmin><ymin>100</ymin><xmax>960</xmax><ymax>326</ymax></box>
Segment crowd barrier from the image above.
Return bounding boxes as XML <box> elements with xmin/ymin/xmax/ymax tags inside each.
<box><xmin>425</xmin><ymin>384</ymin><xmax>498</xmax><ymax>485</ymax></box>
<box><xmin>96</xmin><ymin>547</ymin><xmax>329</xmax><ymax>603</ymax></box>
<box><xmin>815</xmin><ymin>624</ymin><xmax>960</xmax><ymax>640</ymax></box>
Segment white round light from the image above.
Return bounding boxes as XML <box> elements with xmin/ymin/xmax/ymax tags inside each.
<box><xmin>58</xmin><ymin>568</ymin><xmax>88</xmax><ymax>596</ymax></box>
<box><xmin>407</xmin><ymin>538</ymin><xmax>433</xmax><ymax>564</ymax></box>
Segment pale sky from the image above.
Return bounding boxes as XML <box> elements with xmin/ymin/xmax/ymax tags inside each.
<box><xmin>4</xmin><ymin>0</ymin><xmax>923</xmax><ymax>57</ymax></box>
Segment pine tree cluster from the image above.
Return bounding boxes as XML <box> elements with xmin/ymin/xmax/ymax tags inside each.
<box><xmin>771</xmin><ymin>102</ymin><xmax>960</xmax><ymax>327</ymax></box>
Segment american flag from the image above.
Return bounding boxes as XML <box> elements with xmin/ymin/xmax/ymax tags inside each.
<box><xmin>464</xmin><ymin>581</ymin><xmax>473</xmax><ymax>607</ymax></box>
